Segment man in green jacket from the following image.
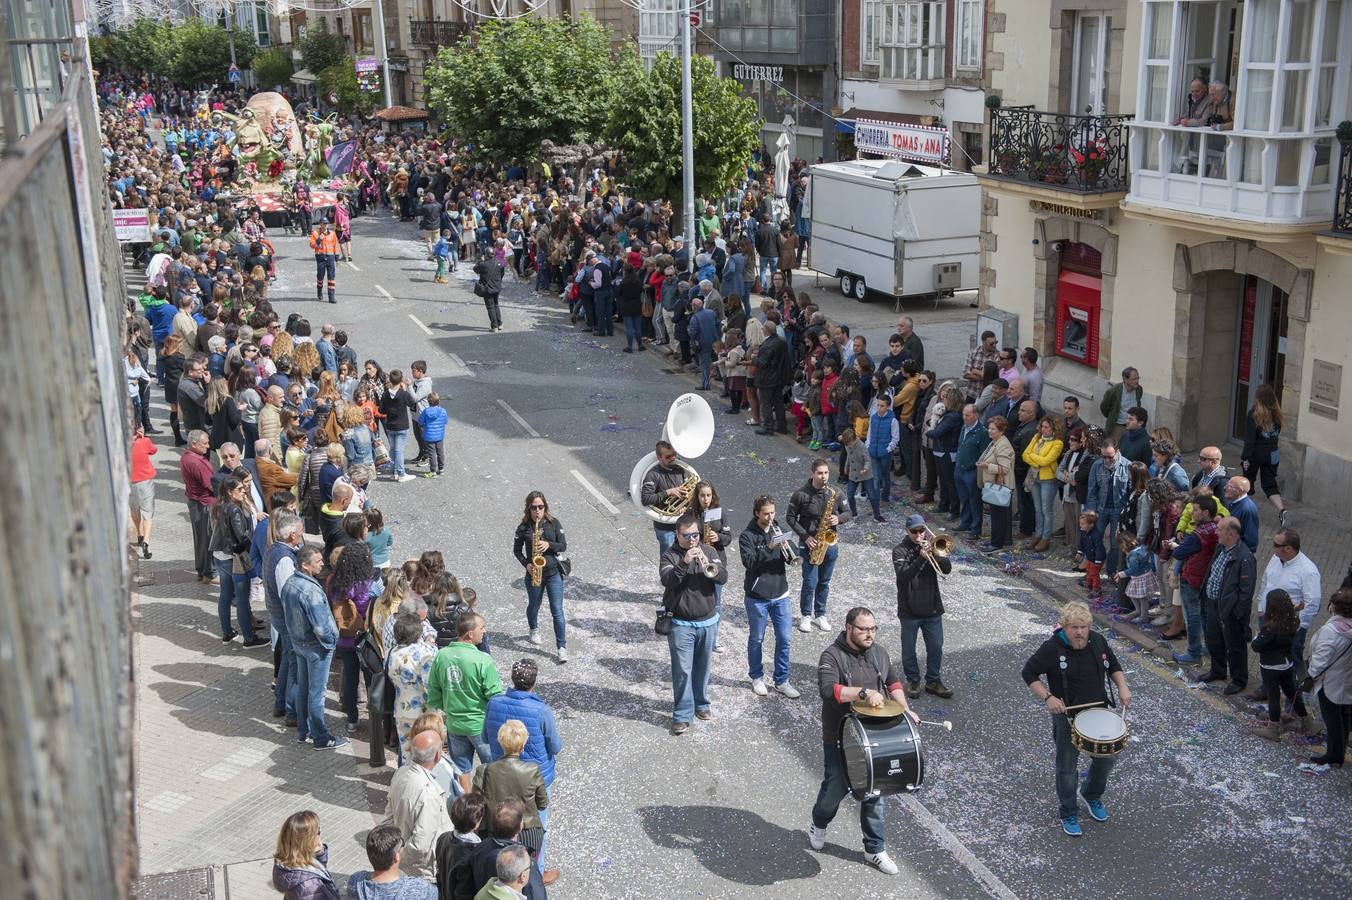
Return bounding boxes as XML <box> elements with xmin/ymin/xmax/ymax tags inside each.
<box><xmin>1099</xmin><ymin>366</ymin><xmax>1142</xmax><ymax>439</ymax></box>
<box><xmin>427</xmin><ymin>612</ymin><xmax>503</xmax><ymax>772</ymax></box>
<box><xmin>474</xmin><ymin>845</ymin><xmax>533</xmax><ymax>899</ymax></box>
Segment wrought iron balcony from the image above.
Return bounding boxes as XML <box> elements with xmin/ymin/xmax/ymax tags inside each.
<box><xmin>988</xmin><ymin>106</ymin><xmax>1132</xmax><ymax>194</ymax></box>
<box><xmin>410</xmin><ymin>20</ymin><xmax>470</xmax><ymax>49</ymax></box>
<box><xmin>1335</xmin><ymin>138</ymin><xmax>1352</xmax><ymax>236</ymax></box>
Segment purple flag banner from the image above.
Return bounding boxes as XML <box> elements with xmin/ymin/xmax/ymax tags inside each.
<box><xmin>326</xmin><ymin>140</ymin><xmax>356</xmax><ymax>176</ymax></box>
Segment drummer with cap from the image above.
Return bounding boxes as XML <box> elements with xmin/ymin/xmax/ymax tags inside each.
<box><xmin>809</xmin><ymin>606</ymin><xmax>918</xmax><ymax>876</ymax></box>
<box><xmin>1021</xmin><ymin>600</ymin><xmax>1132</xmax><ymax>837</ymax></box>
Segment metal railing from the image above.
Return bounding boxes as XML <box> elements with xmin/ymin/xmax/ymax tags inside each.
<box><xmin>410</xmin><ymin>19</ymin><xmax>470</xmax><ymax>49</ymax></box>
<box><xmin>1335</xmin><ymin>138</ymin><xmax>1352</xmax><ymax>235</ymax></box>
<box><xmin>988</xmin><ymin>106</ymin><xmax>1133</xmax><ymax>194</ymax></box>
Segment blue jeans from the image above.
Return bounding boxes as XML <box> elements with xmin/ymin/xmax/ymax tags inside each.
<box><xmin>745</xmin><ymin>595</ymin><xmax>792</xmax><ymax>684</ymax></box>
<box><xmin>216</xmin><ymin>558</ymin><xmax>256</xmax><ymax>640</ymax></box>
<box><xmin>848</xmin><ymin>477</ymin><xmax>880</xmax><ymax>518</ymax></box>
<box><xmin>900</xmin><ymin>615</ymin><xmax>944</xmax><ymax>684</ymax></box>
<box><xmin>447</xmin><ymin>731</ymin><xmax>492</xmax><ymax>773</ymax></box>
<box><xmin>535</xmin><ymin>251</ymin><xmax>549</xmax><ymax>290</ymax></box>
<box><xmin>623</xmin><ymin>315</ymin><xmax>643</xmax><ymax>350</ymax></box>
<box><xmin>668</xmin><ymin>621</ymin><xmax>715</xmax><ymax>724</ymax></box>
<box><xmin>800</xmin><ymin>543</ymin><xmax>839</xmax><ymax>618</ymax></box>
<box><xmin>335</xmin><ymin>646</ymin><xmax>369</xmax><ymax>724</ymax></box>
<box><xmin>655</xmin><ymin>526</ymin><xmax>677</xmax><ymax>558</ymax></box>
<box><xmin>758</xmin><ymin>256</ymin><xmax>778</xmax><ymax>292</ymax></box>
<box><xmin>1053</xmin><ymin>714</ymin><xmax>1115</xmax><ymax>819</ymax></box>
<box><xmin>871</xmin><ymin>453</ymin><xmax>892</xmax><ymax>505</ymax></box>
<box><xmin>526</xmin><ymin>571</ymin><xmax>567</xmax><ymax>648</ymax></box>
<box><xmin>388</xmin><ymin>428</ymin><xmax>409</xmax><ymax>476</ymax></box>
<box><xmin>294</xmin><ymin>643</ymin><xmax>335</xmax><ymax>745</ymax></box>
<box><xmin>538</xmin><ymin>797</ymin><xmax>551</xmax><ymax>872</ymax></box>
<box><xmin>696</xmin><ymin>345</ymin><xmax>713</xmax><ymax>389</ymax></box>
<box><xmin>1032</xmin><ymin>478</ymin><xmax>1059</xmax><ymax>541</ymax></box>
<box><xmin>812</xmin><ymin>742</ymin><xmax>885</xmax><ymax>853</ymax></box>
<box><xmin>653</xmin><ymin>305</ymin><xmax>669</xmax><ymax>342</ymax></box>
<box><xmin>273</xmin><ymin>623</ymin><xmax>296</xmax><ymax>718</ymax></box>
<box><xmin>956</xmin><ymin>467</ymin><xmax>981</xmax><ymax>535</ymax></box>
<box><xmin>1094</xmin><ymin>511</ymin><xmax>1121</xmax><ymax>574</ymax></box>
<box><xmin>1180</xmin><ymin>582</ymin><xmax>1204</xmax><ymax>656</ymax></box>
<box><xmin>594</xmin><ymin>290</ymin><xmax>614</xmax><ymax>335</ymax></box>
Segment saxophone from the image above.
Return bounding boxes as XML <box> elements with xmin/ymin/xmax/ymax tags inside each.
<box><xmin>530</xmin><ymin>519</ymin><xmax>545</xmax><ymax>587</ymax></box>
<box><xmin>808</xmin><ymin>488</ymin><xmax>838</xmax><ymax>566</ymax></box>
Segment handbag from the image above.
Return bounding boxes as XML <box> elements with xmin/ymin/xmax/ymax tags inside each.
<box><xmin>982</xmin><ymin>479</ymin><xmax>1012</xmax><ymax>507</ymax></box>
<box><xmin>231</xmin><ymin>551</ymin><xmax>251</xmax><ymax>575</ymax></box>
<box><xmin>654</xmin><ymin>606</ymin><xmax>673</xmax><ymax>636</ymax></box>
<box><xmin>356</xmin><ymin>605</ymin><xmax>396</xmax><ymax>714</ymax></box>
<box><xmin>556</xmin><ymin>553</ymin><xmax>573</xmax><ymax>577</ymax></box>
<box><xmin>473</xmin><ymin>281</ymin><xmax>486</xmax><ymax>297</ymax></box>
<box><xmin>333</xmin><ymin>597</ymin><xmax>362</xmax><ymax>638</ymax></box>
<box><xmin>372</xmin><ymin>436</ymin><xmax>391</xmax><ymax>467</ymax></box>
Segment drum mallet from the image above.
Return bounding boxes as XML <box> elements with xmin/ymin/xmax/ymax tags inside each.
<box><xmin>917</xmin><ymin>719</ymin><xmax>953</xmax><ymax>730</ymax></box>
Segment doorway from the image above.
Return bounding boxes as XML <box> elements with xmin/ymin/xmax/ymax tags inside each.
<box><xmin>1231</xmin><ymin>274</ymin><xmax>1288</xmax><ymax>440</ymax></box>
<box><xmin>1071</xmin><ymin>12</ymin><xmax>1113</xmax><ymax>115</ymax></box>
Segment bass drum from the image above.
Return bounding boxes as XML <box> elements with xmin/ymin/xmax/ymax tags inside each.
<box><xmin>840</xmin><ymin>712</ymin><xmax>924</xmax><ymax>800</ymax></box>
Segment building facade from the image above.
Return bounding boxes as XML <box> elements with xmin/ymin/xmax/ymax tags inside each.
<box><xmin>977</xmin><ymin>0</ymin><xmax>1352</xmax><ymax>512</ymax></box>
<box><xmin>838</xmin><ymin>0</ymin><xmax>989</xmax><ymax>170</ymax></box>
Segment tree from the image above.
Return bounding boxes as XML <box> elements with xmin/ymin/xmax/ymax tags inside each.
<box><xmin>299</xmin><ymin>19</ymin><xmax>346</xmax><ymax>75</ymax></box>
<box><xmin>110</xmin><ymin>18</ymin><xmax>173</xmax><ymax>79</ymax></box>
<box><xmin>318</xmin><ymin>59</ymin><xmax>377</xmax><ymax>116</ymax></box>
<box><xmin>252</xmin><ymin>47</ymin><xmax>294</xmax><ymax>91</ymax></box>
<box><xmin>168</xmin><ymin>20</ymin><xmax>256</xmax><ymax>86</ymax></box>
<box><xmin>424</xmin><ymin>16</ymin><xmax>620</xmax><ymax>160</ymax></box>
<box><xmin>605</xmin><ymin>51</ymin><xmax>761</xmax><ymax>205</ymax></box>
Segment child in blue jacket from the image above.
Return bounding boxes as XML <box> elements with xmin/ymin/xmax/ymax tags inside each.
<box><xmin>416</xmin><ymin>393</ymin><xmax>448</xmax><ymax>477</ymax></box>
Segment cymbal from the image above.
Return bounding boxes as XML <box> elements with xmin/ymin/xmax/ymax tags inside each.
<box><xmin>851</xmin><ymin>698</ymin><xmax>906</xmax><ymax>718</ymax></box>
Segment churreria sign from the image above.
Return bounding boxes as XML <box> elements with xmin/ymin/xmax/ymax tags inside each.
<box><xmin>853</xmin><ymin>119</ymin><xmax>950</xmax><ymax>165</ymax></box>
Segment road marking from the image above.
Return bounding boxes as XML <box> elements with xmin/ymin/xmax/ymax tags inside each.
<box><xmin>447</xmin><ymin>352</ymin><xmax>475</xmax><ymax>378</ymax></box>
<box><xmin>374</xmin><ymin>284</ymin><xmax>394</xmax><ymax>301</ymax></box>
<box><xmin>496</xmin><ymin>399</ymin><xmax>540</xmax><ymax>438</ymax></box>
<box><xmin>345</xmin><ymin>260</ymin><xmax>360</xmax><ymax>271</ymax></box>
<box><xmin>570</xmin><ymin>469</ymin><xmax>620</xmax><ymax>515</ymax></box>
<box><xmin>408</xmin><ymin>314</ymin><xmax>433</xmax><ymax>336</ymax></box>
<box><xmin>899</xmin><ymin>796</ymin><xmax>1019</xmax><ymax>900</ymax></box>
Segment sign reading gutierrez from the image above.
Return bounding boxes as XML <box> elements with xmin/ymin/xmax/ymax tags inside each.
<box><xmin>733</xmin><ymin>63</ymin><xmax>784</xmax><ymax>83</ymax></box>
<box><xmin>853</xmin><ymin>119</ymin><xmax>950</xmax><ymax>165</ymax></box>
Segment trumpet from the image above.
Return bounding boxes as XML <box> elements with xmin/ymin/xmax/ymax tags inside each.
<box><xmin>918</xmin><ymin>525</ymin><xmax>954</xmax><ymax>579</ymax></box>
<box><xmin>691</xmin><ymin>546</ymin><xmax>719</xmax><ymax>579</ymax></box>
<box><xmin>771</xmin><ymin>522</ymin><xmax>799</xmax><ymax>563</ymax></box>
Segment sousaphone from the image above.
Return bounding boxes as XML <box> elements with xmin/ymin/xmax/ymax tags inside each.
<box><xmin>627</xmin><ymin>393</ymin><xmax>715</xmax><ymax>525</ymax></box>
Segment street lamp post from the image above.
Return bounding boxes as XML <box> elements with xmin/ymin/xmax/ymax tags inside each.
<box><xmin>371</xmin><ymin>0</ymin><xmax>393</xmax><ymax>108</ymax></box>
<box><xmin>679</xmin><ymin>1</ymin><xmax>695</xmax><ymax>248</ymax></box>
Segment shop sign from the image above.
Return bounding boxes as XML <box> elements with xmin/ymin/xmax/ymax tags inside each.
<box><xmin>733</xmin><ymin>64</ymin><xmax>783</xmax><ymax>83</ymax></box>
<box><xmin>112</xmin><ymin>208</ymin><xmax>152</xmax><ymax>243</ymax></box>
<box><xmin>1029</xmin><ymin>200</ymin><xmax>1103</xmax><ymax>221</ymax></box>
<box><xmin>853</xmin><ymin>118</ymin><xmax>949</xmax><ymax>165</ymax></box>
<box><xmin>1310</xmin><ymin>358</ymin><xmax>1342</xmax><ymax>419</ymax></box>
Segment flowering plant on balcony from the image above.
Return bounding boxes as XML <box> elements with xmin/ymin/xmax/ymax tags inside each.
<box><xmin>1069</xmin><ymin>139</ymin><xmax>1109</xmax><ymax>184</ymax></box>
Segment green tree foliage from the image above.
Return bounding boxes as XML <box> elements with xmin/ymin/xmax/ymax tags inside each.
<box><xmin>169</xmin><ymin>19</ymin><xmax>256</xmax><ymax>86</ymax></box>
<box><xmin>605</xmin><ymin>51</ymin><xmax>761</xmax><ymax>205</ymax></box>
<box><xmin>318</xmin><ymin>59</ymin><xmax>377</xmax><ymax>116</ymax></box>
<box><xmin>110</xmin><ymin>18</ymin><xmax>174</xmax><ymax>78</ymax></box>
<box><xmin>299</xmin><ymin>19</ymin><xmax>346</xmax><ymax>75</ymax></box>
<box><xmin>424</xmin><ymin>16</ymin><xmax>619</xmax><ymax>160</ymax></box>
<box><xmin>252</xmin><ymin>47</ymin><xmax>294</xmax><ymax>91</ymax></box>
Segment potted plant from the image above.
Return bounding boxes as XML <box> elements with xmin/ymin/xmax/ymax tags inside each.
<box><xmin>1069</xmin><ymin>139</ymin><xmax>1110</xmax><ymax>187</ymax></box>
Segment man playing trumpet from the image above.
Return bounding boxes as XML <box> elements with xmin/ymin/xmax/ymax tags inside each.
<box><xmin>658</xmin><ymin>511</ymin><xmax>728</xmax><ymax>736</ymax></box>
<box><xmin>892</xmin><ymin>514</ymin><xmax>954</xmax><ymax>699</ymax></box>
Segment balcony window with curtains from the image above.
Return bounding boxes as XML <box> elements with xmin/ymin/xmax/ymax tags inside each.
<box><xmin>955</xmin><ymin>0</ymin><xmax>982</xmax><ymax>69</ymax></box>
<box><xmin>862</xmin><ymin>0</ymin><xmax>881</xmax><ymax>66</ymax></box>
<box><xmin>878</xmin><ymin>1</ymin><xmax>944</xmax><ymax>84</ymax></box>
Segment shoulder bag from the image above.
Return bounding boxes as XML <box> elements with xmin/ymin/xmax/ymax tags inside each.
<box><xmin>982</xmin><ymin>469</ymin><xmax>1012</xmax><ymax>507</ymax></box>
<box><xmin>356</xmin><ymin>601</ymin><xmax>396</xmax><ymax>714</ymax></box>
<box><xmin>654</xmin><ymin>600</ymin><xmax>673</xmax><ymax>636</ymax></box>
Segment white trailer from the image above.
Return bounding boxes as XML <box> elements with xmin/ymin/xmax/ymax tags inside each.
<box><xmin>806</xmin><ymin>158</ymin><xmax>981</xmax><ymax>303</ymax></box>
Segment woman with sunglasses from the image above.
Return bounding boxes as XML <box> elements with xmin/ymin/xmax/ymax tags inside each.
<box><xmin>513</xmin><ymin>492</ymin><xmax>570</xmax><ymax>663</ymax></box>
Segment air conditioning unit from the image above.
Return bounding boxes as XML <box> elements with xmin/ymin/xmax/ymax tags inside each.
<box><xmin>934</xmin><ymin>262</ymin><xmax>961</xmax><ymax>291</ymax></box>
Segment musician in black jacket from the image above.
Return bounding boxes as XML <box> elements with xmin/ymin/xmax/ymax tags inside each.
<box><xmin>512</xmin><ymin>491</ymin><xmax>569</xmax><ymax>663</ymax></box>
<box><xmin>787</xmin><ymin>458</ymin><xmax>852</xmax><ymax>634</ymax></box>
<box><xmin>893</xmin><ymin>514</ymin><xmax>953</xmax><ymax>699</ymax></box>
<box><xmin>659</xmin><ymin>511</ymin><xmax>728</xmax><ymax>736</ymax></box>
<box><xmin>1022</xmin><ymin>601</ymin><xmax>1131</xmax><ymax>838</ymax></box>
<box><xmin>640</xmin><ymin>439</ymin><xmax>690</xmax><ymax>556</ymax></box>
<box><xmin>738</xmin><ymin>495</ymin><xmax>799</xmax><ymax>698</ymax></box>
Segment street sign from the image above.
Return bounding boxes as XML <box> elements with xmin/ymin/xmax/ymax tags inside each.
<box><xmin>227</xmin><ymin>63</ymin><xmax>241</xmax><ymax>84</ymax></box>
<box><xmin>690</xmin><ymin>12</ymin><xmax>700</xmax><ymax>26</ymax></box>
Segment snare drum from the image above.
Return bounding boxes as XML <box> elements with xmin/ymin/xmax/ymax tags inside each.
<box><xmin>1070</xmin><ymin>708</ymin><xmax>1129</xmax><ymax>757</ymax></box>
<box><xmin>840</xmin><ymin>712</ymin><xmax>924</xmax><ymax>799</ymax></box>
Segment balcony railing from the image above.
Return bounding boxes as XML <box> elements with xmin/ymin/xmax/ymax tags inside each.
<box><xmin>1335</xmin><ymin>139</ymin><xmax>1352</xmax><ymax>235</ymax></box>
<box><xmin>988</xmin><ymin>107</ymin><xmax>1133</xmax><ymax>194</ymax></box>
<box><xmin>410</xmin><ymin>20</ymin><xmax>470</xmax><ymax>49</ymax></box>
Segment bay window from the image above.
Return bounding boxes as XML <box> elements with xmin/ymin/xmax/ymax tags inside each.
<box><xmin>878</xmin><ymin>1</ymin><xmax>944</xmax><ymax>87</ymax></box>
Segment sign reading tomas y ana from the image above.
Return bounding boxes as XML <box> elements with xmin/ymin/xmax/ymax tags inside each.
<box><xmin>853</xmin><ymin>119</ymin><xmax>950</xmax><ymax>165</ymax></box>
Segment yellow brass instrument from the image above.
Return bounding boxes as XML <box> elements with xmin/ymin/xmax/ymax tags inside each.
<box><xmin>651</xmin><ymin>472</ymin><xmax>699</xmax><ymax>519</ymax></box>
<box><xmin>808</xmin><ymin>488</ymin><xmax>838</xmax><ymax>566</ymax></box>
<box><xmin>530</xmin><ymin>519</ymin><xmax>545</xmax><ymax>587</ymax></box>
<box><xmin>920</xmin><ymin>525</ymin><xmax>953</xmax><ymax>579</ymax></box>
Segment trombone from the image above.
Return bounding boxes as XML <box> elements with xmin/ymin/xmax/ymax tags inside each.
<box><xmin>918</xmin><ymin>526</ymin><xmax>954</xmax><ymax>579</ymax></box>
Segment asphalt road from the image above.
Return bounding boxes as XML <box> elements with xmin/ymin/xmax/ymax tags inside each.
<box><xmin>256</xmin><ymin>211</ymin><xmax>1352</xmax><ymax>899</ymax></box>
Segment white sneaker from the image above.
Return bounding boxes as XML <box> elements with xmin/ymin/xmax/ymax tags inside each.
<box><xmin>713</xmin><ymin>642</ymin><xmax>724</xmax><ymax>653</ymax></box>
<box><xmin>397</xmin><ymin>473</ymin><xmax>416</xmax><ymax>483</ymax></box>
<box><xmin>529</xmin><ymin>629</ymin><xmax>542</xmax><ymax>646</ymax></box>
<box><xmin>814</xmin><ymin>615</ymin><xmax>831</xmax><ymax>631</ymax></box>
<box><xmin>808</xmin><ymin>824</ymin><xmax>826</xmax><ymax>851</ymax></box>
<box><xmin>751</xmin><ymin>677</ymin><xmax>769</xmax><ymax>696</ymax></box>
<box><xmin>557</xmin><ymin>647</ymin><xmax>569</xmax><ymax>663</ymax></box>
<box><xmin>776</xmin><ymin>681</ymin><xmax>801</xmax><ymax>699</ymax></box>
<box><xmin>865</xmin><ymin>850</ymin><xmax>899</xmax><ymax>875</ymax></box>
<box><xmin>798</xmin><ymin>616</ymin><xmax>813</xmax><ymax>633</ymax></box>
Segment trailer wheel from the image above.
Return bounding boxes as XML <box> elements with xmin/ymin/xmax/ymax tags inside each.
<box><xmin>852</xmin><ymin>276</ymin><xmax>868</xmax><ymax>302</ymax></box>
<box><xmin>838</xmin><ymin>273</ymin><xmax>854</xmax><ymax>296</ymax></box>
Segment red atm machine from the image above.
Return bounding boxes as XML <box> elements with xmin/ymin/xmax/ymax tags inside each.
<box><xmin>1054</xmin><ymin>269</ymin><xmax>1101</xmax><ymax>369</ymax></box>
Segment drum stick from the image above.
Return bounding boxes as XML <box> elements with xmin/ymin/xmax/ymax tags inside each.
<box><xmin>918</xmin><ymin>719</ymin><xmax>953</xmax><ymax>730</ymax></box>
<box><xmin>1062</xmin><ymin>702</ymin><xmax>1106</xmax><ymax>712</ymax></box>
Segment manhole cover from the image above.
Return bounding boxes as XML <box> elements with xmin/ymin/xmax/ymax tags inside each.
<box><xmin>132</xmin><ymin>867</ymin><xmax>214</xmax><ymax>899</ymax></box>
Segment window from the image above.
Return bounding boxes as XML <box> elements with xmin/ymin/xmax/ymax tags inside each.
<box><xmin>878</xmin><ymin>1</ymin><xmax>944</xmax><ymax>84</ymax></box>
<box><xmin>862</xmin><ymin>1</ymin><xmax>881</xmax><ymax>66</ymax></box>
<box><xmin>1139</xmin><ymin>2</ymin><xmax>1174</xmax><ymax>123</ymax></box>
<box><xmin>1072</xmin><ymin>12</ymin><xmax>1113</xmax><ymax>115</ymax></box>
<box><xmin>955</xmin><ymin>0</ymin><xmax>982</xmax><ymax>69</ymax></box>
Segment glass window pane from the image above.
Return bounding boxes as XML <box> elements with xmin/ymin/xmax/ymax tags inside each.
<box><xmin>1145</xmin><ymin>65</ymin><xmax>1169</xmax><ymax>121</ymax></box>
<box><xmin>1275</xmin><ymin>140</ymin><xmax>1301</xmax><ymax>186</ymax></box>
<box><xmin>1246</xmin><ymin>0</ymin><xmax>1279</xmax><ymax>63</ymax></box>
<box><xmin>1148</xmin><ymin>2</ymin><xmax>1172</xmax><ymax>57</ymax></box>
<box><xmin>1314</xmin><ymin>66</ymin><xmax>1335</xmax><ymax>126</ymax></box>
<box><xmin>1280</xmin><ymin>69</ymin><xmax>1308</xmax><ymax>131</ymax></box>
<box><xmin>1240</xmin><ymin>137</ymin><xmax>1265</xmax><ymax>184</ymax></box>
<box><xmin>1187</xmin><ymin>2</ymin><xmax>1217</xmax><ymax>57</ymax></box>
<box><xmin>1172</xmin><ymin>130</ymin><xmax>1202</xmax><ymax>173</ymax></box>
<box><xmin>1201</xmin><ymin>132</ymin><xmax>1228</xmax><ymax>179</ymax></box>
<box><xmin>747</xmin><ymin>2</ymin><xmax>768</xmax><ymax>25</ymax></box>
<box><xmin>1322</xmin><ymin>0</ymin><xmax>1343</xmax><ymax>61</ymax></box>
<box><xmin>1286</xmin><ymin>0</ymin><xmax>1313</xmax><ymax>62</ymax></box>
<box><xmin>774</xmin><ymin>0</ymin><xmax>797</xmax><ymax>27</ymax></box>
<box><xmin>1143</xmin><ymin>129</ymin><xmax>1161</xmax><ymax>171</ymax></box>
<box><xmin>1311</xmin><ymin>138</ymin><xmax>1333</xmax><ymax>185</ymax></box>
<box><xmin>743</xmin><ymin>27</ymin><xmax>768</xmax><ymax>51</ymax></box>
<box><xmin>770</xmin><ymin>27</ymin><xmax>796</xmax><ymax>51</ymax></box>
<box><xmin>1244</xmin><ymin>69</ymin><xmax>1274</xmax><ymax>130</ymax></box>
